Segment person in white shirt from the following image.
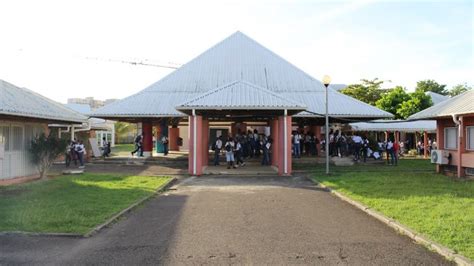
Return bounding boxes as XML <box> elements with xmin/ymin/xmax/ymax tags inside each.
<box><xmin>293</xmin><ymin>132</ymin><xmax>302</xmax><ymax>158</ymax></box>
<box><xmin>161</xmin><ymin>135</ymin><xmax>169</xmax><ymax>156</ymax></box>
<box><xmin>386</xmin><ymin>139</ymin><xmax>395</xmax><ymax>165</ymax></box>
<box><xmin>213</xmin><ymin>136</ymin><xmax>223</xmax><ymax>166</ymax></box>
<box><xmin>75</xmin><ymin>140</ymin><xmax>86</xmax><ymax>168</ymax></box>
<box><xmin>262</xmin><ymin>138</ymin><xmax>271</xmax><ymax>165</ymax></box>
<box><xmin>352</xmin><ymin>134</ymin><xmax>363</xmax><ymax>161</ymax></box>
<box><xmin>235</xmin><ymin>138</ymin><xmax>245</xmax><ymax>167</ymax></box>
<box><xmin>224</xmin><ymin>137</ymin><xmax>236</xmax><ymax>169</ymax></box>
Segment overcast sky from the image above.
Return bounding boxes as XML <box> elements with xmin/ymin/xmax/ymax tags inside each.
<box><xmin>0</xmin><ymin>0</ymin><xmax>472</xmax><ymax>103</ymax></box>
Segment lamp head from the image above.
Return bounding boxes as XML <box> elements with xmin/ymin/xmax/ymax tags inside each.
<box><xmin>322</xmin><ymin>75</ymin><xmax>331</xmax><ymax>87</ymax></box>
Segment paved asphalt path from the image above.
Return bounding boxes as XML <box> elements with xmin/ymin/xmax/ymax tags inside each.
<box><xmin>0</xmin><ymin>175</ymin><xmax>451</xmax><ymax>265</ymax></box>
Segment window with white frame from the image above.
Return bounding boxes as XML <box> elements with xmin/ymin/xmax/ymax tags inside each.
<box><xmin>444</xmin><ymin>127</ymin><xmax>458</xmax><ymax>149</ymax></box>
<box><xmin>467</xmin><ymin>126</ymin><xmax>474</xmax><ymax>150</ymax></box>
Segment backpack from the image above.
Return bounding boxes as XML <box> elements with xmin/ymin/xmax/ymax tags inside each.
<box><xmin>225</xmin><ymin>143</ymin><xmax>232</xmax><ymax>152</ymax></box>
<box><xmin>134</xmin><ymin>135</ymin><xmax>141</xmax><ymax>143</ymax></box>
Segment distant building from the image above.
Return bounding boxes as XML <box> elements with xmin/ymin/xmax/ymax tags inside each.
<box><xmin>67</xmin><ymin>97</ymin><xmax>117</xmax><ymax>110</ymax></box>
<box><xmin>64</xmin><ymin>103</ymin><xmax>116</xmax><ymax>148</ymax></box>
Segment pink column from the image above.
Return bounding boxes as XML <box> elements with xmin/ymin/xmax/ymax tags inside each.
<box><xmin>278</xmin><ymin>115</ymin><xmax>292</xmax><ymax>175</ymax></box>
<box><xmin>423</xmin><ymin>131</ymin><xmax>429</xmax><ymax>158</ymax></box>
<box><xmin>311</xmin><ymin>125</ymin><xmax>321</xmax><ymax>155</ymax></box>
<box><xmin>142</xmin><ymin>121</ymin><xmax>153</xmax><ymax>157</ymax></box>
<box><xmin>271</xmin><ymin>118</ymin><xmax>279</xmax><ymax>167</ymax></box>
<box><xmin>436</xmin><ymin>120</ymin><xmax>443</xmax><ymax>173</ymax></box>
<box><xmin>202</xmin><ymin>119</ymin><xmax>209</xmax><ymax>167</ymax></box>
<box><xmin>169</xmin><ymin>126</ymin><xmax>180</xmax><ymax>151</ymax></box>
<box><xmin>457</xmin><ymin>116</ymin><xmax>465</xmax><ymax>178</ymax></box>
<box><xmin>188</xmin><ymin>115</ymin><xmax>204</xmax><ymax>176</ymax></box>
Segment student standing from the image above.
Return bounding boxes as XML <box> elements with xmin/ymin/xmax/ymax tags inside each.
<box><xmin>386</xmin><ymin>139</ymin><xmax>394</xmax><ymax>165</ymax></box>
<box><xmin>75</xmin><ymin>140</ymin><xmax>86</xmax><ymax>168</ymax></box>
<box><xmin>224</xmin><ymin>137</ymin><xmax>236</xmax><ymax>169</ymax></box>
<box><xmin>293</xmin><ymin>132</ymin><xmax>302</xmax><ymax>158</ymax></box>
<box><xmin>262</xmin><ymin>138</ymin><xmax>271</xmax><ymax>165</ymax></box>
<box><xmin>161</xmin><ymin>135</ymin><xmax>169</xmax><ymax>156</ymax></box>
<box><xmin>235</xmin><ymin>138</ymin><xmax>245</xmax><ymax>167</ymax></box>
<box><xmin>213</xmin><ymin>136</ymin><xmax>223</xmax><ymax>165</ymax></box>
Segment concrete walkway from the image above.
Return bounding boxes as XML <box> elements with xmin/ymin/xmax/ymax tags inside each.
<box><xmin>0</xmin><ymin>175</ymin><xmax>451</xmax><ymax>265</ymax></box>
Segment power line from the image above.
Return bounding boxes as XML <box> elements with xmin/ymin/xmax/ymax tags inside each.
<box><xmin>85</xmin><ymin>56</ymin><xmax>181</xmax><ymax>69</ymax></box>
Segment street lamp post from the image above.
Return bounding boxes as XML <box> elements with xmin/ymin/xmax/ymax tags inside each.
<box><xmin>322</xmin><ymin>75</ymin><xmax>331</xmax><ymax>175</ymax></box>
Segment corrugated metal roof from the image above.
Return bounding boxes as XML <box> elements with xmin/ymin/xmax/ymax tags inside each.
<box><xmin>177</xmin><ymin>80</ymin><xmax>306</xmax><ymax>110</ymax></box>
<box><xmin>425</xmin><ymin>91</ymin><xmax>449</xmax><ymax>105</ymax></box>
<box><xmin>92</xmin><ymin>31</ymin><xmax>392</xmax><ymax>119</ymax></box>
<box><xmin>409</xmin><ymin>90</ymin><xmax>474</xmax><ymax>120</ymax></box>
<box><xmin>0</xmin><ymin>79</ymin><xmax>87</xmax><ymax>123</ymax></box>
<box><xmin>350</xmin><ymin>120</ymin><xmax>436</xmax><ymax>133</ymax></box>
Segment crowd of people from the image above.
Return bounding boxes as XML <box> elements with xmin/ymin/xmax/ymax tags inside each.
<box><xmin>290</xmin><ymin>129</ymin><xmax>433</xmax><ymax>166</ymax></box>
<box><xmin>213</xmin><ymin>129</ymin><xmax>273</xmax><ymax>169</ymax></box>
<box><xmin>126</xmin><ymin>128</ymin><xmax>432</xmax><ymax>168</ymax></box>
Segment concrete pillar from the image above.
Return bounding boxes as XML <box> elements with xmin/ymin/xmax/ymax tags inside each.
<box><xmin>202</xmin><ymin>119</ymin><xmax>209</xmax><ymax>167</ymax></box>
<box><xmin>423</xmin><ymin>131</ymin><xmax>429</xmax><ymax>158</ymax></box>
<box><xmin>271</xmin><ymin>118</ymin><xmax>279</xmax><ymax>167</ymax></box>
<box><xmin>169</xmin><ymin>126</ymin><xmax>180</xmax><ymax>151</ymax></box>
<box><xmin>188</xmin><ymin>115</ymin><xmax>203</xmax><ymax>176</ymax></box>
<box><xmin>278</xmin><ymin>115</ymin><xmax>292</xmax><ymax>175</ymax></box>
<box><xmin>142</xmin><ymin>121</ymin><xmax>153</xmax><ymax>157</ymax></box>
<box><xmin>436</xmin><ymin>121</ymin><xmax>443</xmax><ymax>173</ymax></box>
<box><xmin>457</xmin><ymin>116</ymin><xmax>465</xmax><ymax>178</ymax></box>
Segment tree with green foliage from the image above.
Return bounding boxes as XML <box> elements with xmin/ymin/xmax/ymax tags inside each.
<box><xmin>449</xmin><ymin>83</ymin><xmax>472</xmax><ymax>97</ymax></box>
<box><xmin>114</xmin><ymin>121</ymin><xmax>136</xmax><ymax>144</ymax></box>
<box><xmin>340</xmin><ymin>78</ymin><xmax>385</xmax><ymax>106</ymax></box>
<box><xmin>397</xmin><ymin>91</ymin><xmax>433</xmax><ymax>119</ymax></box>
<box><xmin>415</xmin><ymin>79</ymin><xmax>448</xmax><ymax>95</ymax></box>
<box><xmin>29</xmin><ymin>133</ymin><xmax>67</xmax><ymax>179</ymax></box>
<box><xmin>375</xmin><ymin>86</ymin><xmax>411</xmax><ymax>119</ymax></box>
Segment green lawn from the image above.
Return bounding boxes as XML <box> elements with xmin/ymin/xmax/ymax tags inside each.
<box><xmin>313</xmin><ymin>159</ymin><xmax>474</xmax><ymax>260</ymax></box>
<box><xmin>0</xmin><ymin>174</ymin><xmax>172</xmax><ymax>234</ymax></box>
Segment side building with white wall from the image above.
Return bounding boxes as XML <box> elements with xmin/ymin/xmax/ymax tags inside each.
<box><xmin>0</xmin><ymin>80</ymin><xmax>86</xmax><ymax>180</ymax></box>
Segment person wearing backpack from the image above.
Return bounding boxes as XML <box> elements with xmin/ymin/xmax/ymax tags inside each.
<box><xmin>131</xmin><ymin>133</ymin><xmax>143</xmax><ymax>157</ymax></box>
<box><xmin>224</xmin><ymin>137</ymin><xmax>236</xmax><ymax>169</ymax></box>
<box><xmin>234</xmin><ymin>138</ymin><xmax>245</xmax><ymax>167</ymax></box>
<box><xmin>261</xmin><ymin>138</ymin><xmax>271</xmax><ymax>165</ymax></box>
<box><xmin>213</xmin><ymin>136</ymin><xmax>223</xmax><ymax>166</ymax></box>
<box><xmin>75</xmin><ymin>140</ymin><xmax>86</xmax><ymax>168</ymax></box>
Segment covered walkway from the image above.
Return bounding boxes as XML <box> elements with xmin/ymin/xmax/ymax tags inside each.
<box><xmin>91</xmin><ymin>31</ymin><xmax>393</xmax><ymax>175</ymax></box>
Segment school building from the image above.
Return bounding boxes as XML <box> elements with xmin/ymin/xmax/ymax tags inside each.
<box><xmin>409</xmin><ymin>90</ymin><xmax>474</xmax><ymax>178</ymax></box>
<box><xmin>92</xmin><ymin>31</ymin><xmax>393</xmax><ymax>175</ymax></box>
<box><xmin>0</xmin><ymin>80</ymin><xmax>86</xmax><ymax>181</ymax></box>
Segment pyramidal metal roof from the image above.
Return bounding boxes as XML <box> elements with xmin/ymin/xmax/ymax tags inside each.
<box><xmin>176</xmin><ymin>80</ymin><xmax>306</xmax><ymax>111</ymax></box>
<box><xmin>409</xmin><ymin>90</ymin><xmax>474</xmax><ymax>120</ymax></box>
<box><xmin>92</xmin><ymin>31</ymin><xmax>393</xmax><ymax>119</ymax></box>
<box><xmin>425</xmin><ymin>91</ymin><xmax>449</xmax><ymax>105</ymax></box>
<box><xmin>0</xmin><ymin>79</ymin><xmax>87</xmax><ymax>123</ymax></box>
